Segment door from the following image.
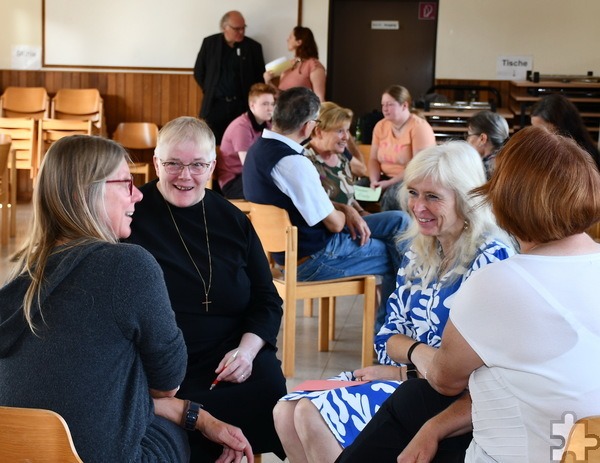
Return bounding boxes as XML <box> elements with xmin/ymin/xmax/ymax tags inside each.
<box><xmin>327</xmin><ymin>0</ymin><xmax>438</xmax><ymax>120</ymax></box>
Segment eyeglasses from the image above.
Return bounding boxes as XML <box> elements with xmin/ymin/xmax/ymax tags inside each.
<box><xmin>227</xmin><ymin>24</ymin><xmax>247</xmax><ymax>32</ymax></box>
<box><xmin>464</xmin><ymin>132</ymin><xmax>481</xmax><ymax>140</ymax></box>
<box><xmin>160</xmin><ymin>159</ymin><xmax>213</xmax><ymax>176</ymax></box>
<box><xmin>106</xmin><ymin>175</ymin><xmax>134</xmax><ymax>196</ymax></box>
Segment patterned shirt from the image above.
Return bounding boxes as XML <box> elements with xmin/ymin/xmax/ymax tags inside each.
<box><xmin>304</xmin><ymin>145</ymin><xmax>355</xmax><ymax>205</ymax></box>
<box><xmin>375</xmin><ymin>238</ymin><xmax>514</xmax><ymax>364</ymax></box>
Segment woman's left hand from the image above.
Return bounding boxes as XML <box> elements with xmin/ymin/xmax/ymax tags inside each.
<box><xmin>215</xmin><ymin>348</ymin><xmax>253</xmax><ymax>384</ymax></box>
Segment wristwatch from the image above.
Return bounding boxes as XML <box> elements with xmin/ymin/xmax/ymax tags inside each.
<box><xmin>181</xmin><ymin>400</ymin><xmax>203</xmax><ymax>431</ymax></box>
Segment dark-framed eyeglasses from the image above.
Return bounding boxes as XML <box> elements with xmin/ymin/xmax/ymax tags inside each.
<box><xmin>106</xmin><ymin>174</ymin><xmax>134</xmax><ymax>196</ymax></box>
<box><xmin>160</xmin><ymin>159</ymin><xmax>213</xmax><ymax>176</ymax></box>
<box><xmin>227</xmin><ymin>24</ymin><xmax>247</xmax><ymax>33</ymax></box>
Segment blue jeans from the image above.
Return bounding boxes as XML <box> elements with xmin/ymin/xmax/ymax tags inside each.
<box><xmin>297</xmin><ymin>210</ymin><xmax>410</xmax><ymax>332</ymax></box>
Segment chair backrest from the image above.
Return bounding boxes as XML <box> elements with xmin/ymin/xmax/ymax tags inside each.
<box><xmin>38</xmin><ymin>118</ymin><xmax>93</xmax><ymax>160</ymax></box>
<box><xmin>112</xmin><ymin>122</ymin><xmax>159</xmax><ymax>150</ymax></box>
<box><xmin>248</xmin><ymin>202</ymin><xmax>294</xmax><ymax>255</ymax></box>
<box><xmin>0</xmin><ymin>406</ymin><xmax>84</xmax><ymax>462</ymax></box>
<box><xmin>0</xmin><ymin>133</ymin><xmax>12</xmax><ymax>175</ymax></box>
<box><xmin>358</xmin><ymin>143</ymin><xmax>371</xmax><ymax>166</ymax></box>
<box><xmin>561</xmin><ymin>415</ymin><xmax>600</xmax><ymax>462</ymax></box>
<box><xmin>588</xmin><ymin>222</ymin><xmax>600</xmax><ymax>242</ymax></box>
<box><xmin>51</xmin><ymin>88</ymin><xmax>104</xmax><ymax>136</ymax></box>
<box><xmin>51</xmin><ymin>88</ymin><xmax>102</xmax><ymax>120</ymax></box>
<box><xmin>0</xmin><ymin>117</ymin><xmax>37</xmax><ymax>173</ymax></box>
<box><xmin>0</xmin><ymin>87</ymin><xmax>50</xmax><ymax>119</ymax></box>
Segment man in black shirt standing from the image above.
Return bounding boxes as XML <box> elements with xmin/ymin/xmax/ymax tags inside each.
<box><xmin>194</xmin><ymin>11</ymin><xmax>265</xmax><ymax>144</ymax></box>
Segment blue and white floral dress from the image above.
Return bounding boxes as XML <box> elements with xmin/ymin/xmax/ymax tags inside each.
<box><xmin>281</xmin><ymin>238</ymin><xmax>513</xmax><ymax>447</ymax></box>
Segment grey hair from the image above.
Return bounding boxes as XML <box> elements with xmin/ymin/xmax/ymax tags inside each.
<box><xmin>272</xmin><ymin>87</ymin><xmax>321</xmax><ymax>134</ymax></box>
<box><xmin>468</xmin><ymin>110</ymin><xmax>509</xmax><ymax>150</ymax></box>
<box><xmin>220</xmin><ymin>10</ymin><xmax>242</xmax><ymax>29</ymax></box>
<box><xmin>154</xmin><ymin>116</ymin><xmax>216</xmax><ymax>162</ymax></box>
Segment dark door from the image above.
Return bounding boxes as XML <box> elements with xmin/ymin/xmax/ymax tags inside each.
<box><xmin>327</xmin><ymin>0</ymin><xmax>438</xmax><ymax>119</ymax></box>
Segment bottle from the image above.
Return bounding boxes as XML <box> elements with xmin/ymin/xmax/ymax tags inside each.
<box><xmin>355</xmin><ymin>118</ymin><xmax>362</xmax><ymax>144</ymax></box>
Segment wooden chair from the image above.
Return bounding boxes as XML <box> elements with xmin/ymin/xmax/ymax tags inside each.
<box><xmin>561</xmin><ymin>415</ymin><xmax>600</xmax><ymax>462</ymax></box>
<box><xmin>229</xmin><ymin>199</ymin><xmax>252</xmax><ymax>214</ymax></box>
<box><xmin>248</xmin><ymin>202</ymin><xmax>377</xmax><ymax>377</ymax></box>
<box><xmin>51</xmin><ymin>88</ymin><xmax>105</xmax><ymax>136</ymax></box>
<box><xmin>112</xmin><ymin>122</ymin><xmax>159</xmax><ymax>185</ymax></box>
<box><xmin>0</xmin><ymin>117</ymin><xmax>37</xmax><ymax>179</ymax></box>
<box><xmin>587</xmin><ymin>222</ymin><xmax>600</xmax><ymax>242</ymax></box>
<box><xmin>0</xmin><ymin>86</ymin><xmax>50</xmax><ymax>119</ymax></box>
<box><xmin>0</xmin><ymin>134</ymin><xmax>17</xmax><ymax>245</ymax></box>
<box><xmin>358</xmin><ymin>143</ymin><xmax>371</xmax><ymax>166</ymax></box>
<box><xmin>38</xmin><ymin>119</ymin><xmax>93</xmax><ymax>162</ymax></box>
<box><xmin>0</xmin><ymin>406</ymin><xmax>83</xmax><ymax>462</ymax></box>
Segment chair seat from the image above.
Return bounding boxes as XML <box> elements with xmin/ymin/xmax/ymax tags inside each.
<box><xmin>250</xmin><ymin>201</ymin><xmax>378</xmax><ymax>377</ymax></box>
<box><xmin>0</xmin><ymin>406</ymin><xmax>83</xmax><ymax>462</ymax></box>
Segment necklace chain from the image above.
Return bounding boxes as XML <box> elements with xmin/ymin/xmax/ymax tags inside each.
<box><xmin>164</xmin><ymin>199</ymin><xmax>213</xmax><ymax>311</ymax></box>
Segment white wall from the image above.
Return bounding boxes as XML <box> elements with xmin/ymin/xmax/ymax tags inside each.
<box><xmin>436</xmin><ymin>0</ymin><xmax>600</xmax><ymax>78</ymax></box>
<box><xmin>43</xmin><ymin>0</ymin><xmax>299</xmax><ymax>68</ymax></box>
<box><xmin>1</xmin><ymin>0</ymin><xmax>598</xmax><ymax>79</ymax></box>
<box><xmin>2</xmin><ymin>0</ymin><xmax>42</xmax><ymax>69</ymax></box>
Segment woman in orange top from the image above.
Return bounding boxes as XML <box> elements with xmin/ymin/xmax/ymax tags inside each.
<box><xmin>369</xmin><ymin>85</ymin><xmax>436</xmax><ymax>210</ymax></box>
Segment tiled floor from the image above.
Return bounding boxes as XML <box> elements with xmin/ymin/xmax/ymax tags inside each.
<box><xmin>0</xmin><ymin>202</ymin><xmax>367</xmax><ymax>463</ymax></box>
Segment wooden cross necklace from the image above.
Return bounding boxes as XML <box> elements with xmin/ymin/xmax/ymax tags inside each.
<box><xmin>165</xmin><ymin>198</ymin><xmax>213</xmax><ymax>311</ymax></box>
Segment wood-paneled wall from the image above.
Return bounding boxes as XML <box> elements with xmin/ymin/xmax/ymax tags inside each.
<box><xmin>1</xmin><ymin>71</ymin><xmax>513</xmax><ymax>137</ymax></box>
<box><xmin>0</xmin><ymin>70</ymin><xmax>203</xmax><ymax>137</ymax></box>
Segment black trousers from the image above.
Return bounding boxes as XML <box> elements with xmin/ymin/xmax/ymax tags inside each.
<box><xmin>335</xmin><ymin>379</ymin><xmax>472</xmax><ymax>463</ymax></box>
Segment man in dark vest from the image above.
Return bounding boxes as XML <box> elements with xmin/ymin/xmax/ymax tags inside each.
<box><xmin>193</xmin><ymin>10</ymin><xmax>265</xmax><ymax>144</ymax></box>
<box><xmin>243</xmin><ymin>86</ymin><xmax>409</xmax><ymax>329</ymax></box>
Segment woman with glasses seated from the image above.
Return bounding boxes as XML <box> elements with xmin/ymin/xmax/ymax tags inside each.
<box><xmin>368</xmin><ymin>85</ymin><xmax>436</xmax><ymax>211</ymax></box>
<box><xmin>128</xmin><ymin>117</ymin><xmax>287</xmax><ymax>462</ymax></box>
<box><xmin>464</xmin><ymin>110</ymin><xmax>509</xmax><ymax>180</ymax></box>
<box><xmin>0</xmin><ymin>135</ymin><xmax>253</xmax><ymax>463</ymax></box>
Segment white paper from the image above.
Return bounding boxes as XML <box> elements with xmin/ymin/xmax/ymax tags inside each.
<box><xmin>265</xmin><ymin>56</ymin><xmax>294</xmax><ymax>76</ymax></box>
<box><xmin>11</xmin><ymin>45</ymin><xmax>41</xmax><ymax>70</ymax></box>
<box><xmin>354</xmin><ymin>185</ymin><xmax>382</xmax><ymax>202</ymax></box>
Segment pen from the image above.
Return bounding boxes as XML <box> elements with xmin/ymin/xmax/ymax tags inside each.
<box><xmin>209</xmin><ymin>350</ymin><xmax>239</xmax><ymax>391</ymax></box>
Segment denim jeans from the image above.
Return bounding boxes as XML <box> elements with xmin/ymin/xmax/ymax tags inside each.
<box><xmin>297</xmin><ymin>210</ymin><xmax>411</xmax><ymax>332</ymax></box>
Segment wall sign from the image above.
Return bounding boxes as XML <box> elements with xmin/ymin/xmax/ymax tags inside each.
<box><xmin>419</xmin><ymin>3</ymin><xmax>437</xmax><ymax>20</ymax></box>
<box><xmin>496</xmin><ymin>55</ymin><xmax>533</xmax><ymax>79</ymax></box>
<box><xmin>371</xmin><ymin>20</ymin><xmax>399</xmax><ymax>30</ymax></box>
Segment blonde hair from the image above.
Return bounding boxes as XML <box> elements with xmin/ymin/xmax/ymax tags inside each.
<box><xmin>315</xmin><ymin>101</ymin><xmax>353</xmax><ymax>133</ymax></box>
<box><xmin>400</xmin><ymin>141</ymin><xmax>510</xmax><ymax>286</ymax></box>
<box><xmin>9</xmin><ymin>135</ymin><xmax>130</xmax><ymax>332</ymax></box>
<box><xmin>155</xmin><ymin>116</ymin><xmax>216</xmax><ymax>161</ymax></box>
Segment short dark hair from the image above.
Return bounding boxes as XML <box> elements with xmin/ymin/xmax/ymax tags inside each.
<box><xmin>474</xmin><ymin>126</ymin><xmax>600</xmax><ymax>243</ymax></box>
<box><xmin>531</xmin><ymin>94</ymin><xmax>600</xmax><ymax>170</ymax></box>
<box><xmin>272</xmin><ymin>87</ymin><xmax>320</xmax><ymax>134</ymax></box>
